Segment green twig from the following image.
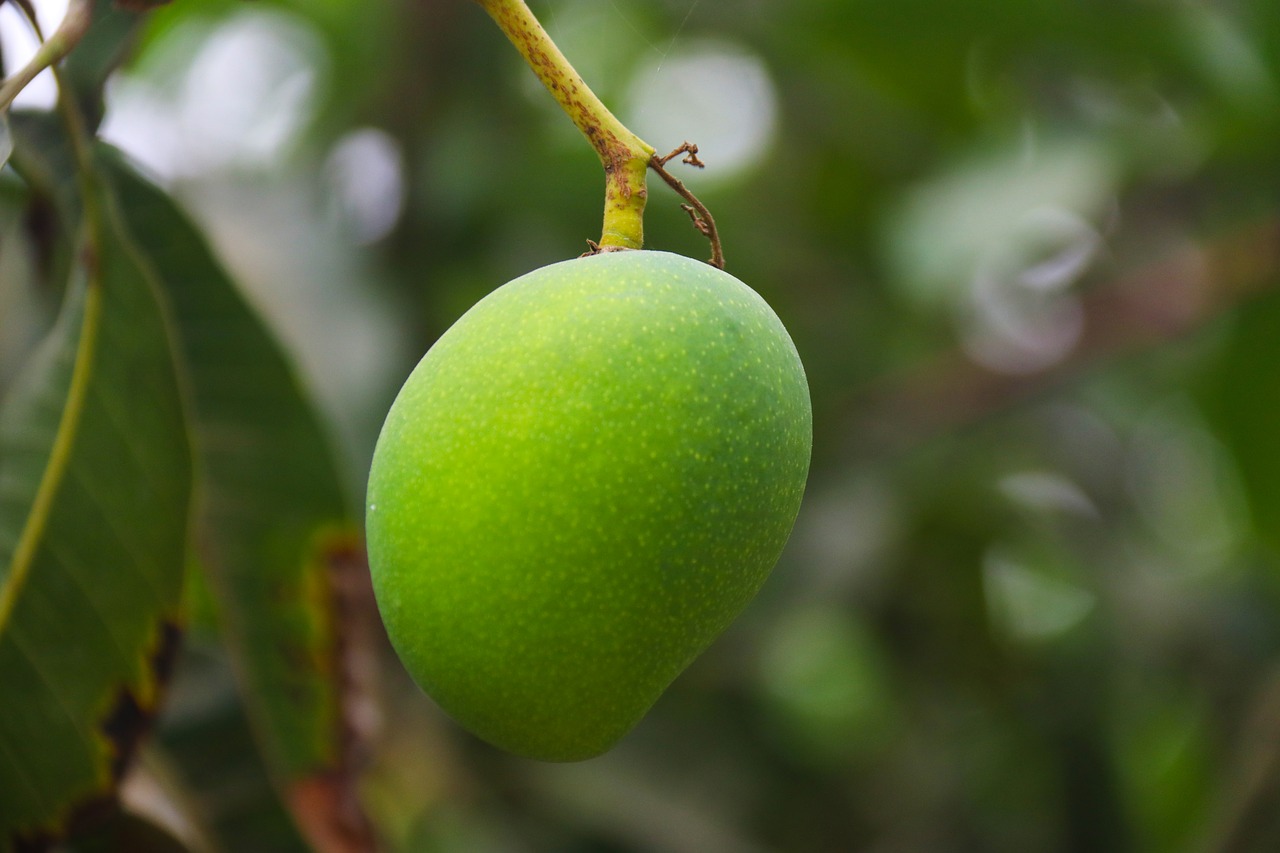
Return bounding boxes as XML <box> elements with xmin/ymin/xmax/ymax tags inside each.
<box><xmin>0</xmin><ymin>0</ymin><xmax>92</xmax><ymax>113</ymax></box>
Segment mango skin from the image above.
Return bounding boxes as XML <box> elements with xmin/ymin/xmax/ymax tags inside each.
<box><xmin>366</xmin><ymin>250</ymin><xmax>811</xmax><ymax>761</ymax></box>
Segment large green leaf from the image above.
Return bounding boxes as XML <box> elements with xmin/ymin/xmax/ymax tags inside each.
<box><xmin>0</xmin><ymin>173</ymin><xmax>192</xmax><ymax>843</ymax></box>
<box><xmin>105</xmin><ymin>155</ymin><xmax>368</xmax><ymax>840</ymax></box>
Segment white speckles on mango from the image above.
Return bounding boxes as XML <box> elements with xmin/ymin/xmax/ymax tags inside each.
<box><xmin>365</xmin><ymin>250</ymin><xmax>811</xmax><ymax>762</ymax></box>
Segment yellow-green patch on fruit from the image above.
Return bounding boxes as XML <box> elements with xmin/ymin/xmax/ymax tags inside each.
<box><xmin>366</xmin><ymin>250</ymin><xmax>811</xmax><ymax>761</ymax></box>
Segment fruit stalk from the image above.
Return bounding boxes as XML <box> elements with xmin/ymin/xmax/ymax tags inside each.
<box><xmin>473</xmin><ymin>0</ymin><xmax>655</xmax><ymax>251</ymax></box>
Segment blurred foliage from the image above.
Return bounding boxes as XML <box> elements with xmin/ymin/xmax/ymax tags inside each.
<box><xmin>3</xmin><ymin>0</ymin><xmax>1280</xmax><ymax>850</ymax></box>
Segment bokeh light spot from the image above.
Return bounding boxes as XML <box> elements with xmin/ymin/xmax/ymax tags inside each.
<box><xmin>625</xmin><ymin>40</ymin><xmax>777</xmax><ymax>182</ymax></box>
<box><xmin>326</xmin><ymin>127</ymin><xmax>406</xmax><ymax>245</ymax></box>
<box><xmin>101</xmin><ymin>9</ymin><xmax>326</xmax><ymax>180</ymax></box>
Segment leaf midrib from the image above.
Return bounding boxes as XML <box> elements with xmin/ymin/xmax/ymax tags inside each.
<box><xmin>0</xmin><ymin>271</ymin><xmax>102</xmax><ymax>632</ymax></box>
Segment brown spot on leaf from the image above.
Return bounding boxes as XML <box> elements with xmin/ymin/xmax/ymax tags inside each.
<box><xmin>11</xmin><ymin>797</ymin><xmax>115</xmax><ymax>853</ymax></box>
<box><xmin>101</xmin><ymin>619</ymin><xmax>182</xmax><ymax>782</ymax></box>
<box><xmin>7</xmin><ymin>620</ymin><xmax>183</xmax><ymax>852</ymax></box>
<box><xmin>12</xmin><ymin>801</ymin><xmax>187</xmax><ymax>853</ymax></box>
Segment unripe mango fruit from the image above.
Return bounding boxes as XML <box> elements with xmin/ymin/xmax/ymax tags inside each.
<box><xmin>366</xmin><ymin>250</ymin><xmax>811</xmax><ymax>761</ymax></box>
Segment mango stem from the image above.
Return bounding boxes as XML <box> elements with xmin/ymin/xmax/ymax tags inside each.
<box><xmin>473</xmin><ymin>0</ymin><xmax>654</xmax><ymax>251</ymax></box>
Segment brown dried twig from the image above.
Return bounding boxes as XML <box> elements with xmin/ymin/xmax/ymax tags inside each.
<box><xmin>649</xmin><ymin>142</ymin><xmax>724</xmax><ymax>270</ymax></box>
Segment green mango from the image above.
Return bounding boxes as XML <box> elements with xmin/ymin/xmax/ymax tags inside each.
<box><xmin>366</xmin><ymin>250</ymin><xmax>811</xmax><ymax>761</ymax></box>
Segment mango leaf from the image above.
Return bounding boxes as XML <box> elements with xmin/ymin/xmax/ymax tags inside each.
<box><xmin>105</xmin><ymin>155</ymin><xmax>373</xmax><ymax>848</ymax></box>
<box><xmin>0</xmin><ymin>171</ymin><xmax>192</xmax><ymax>842</ymax></box>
